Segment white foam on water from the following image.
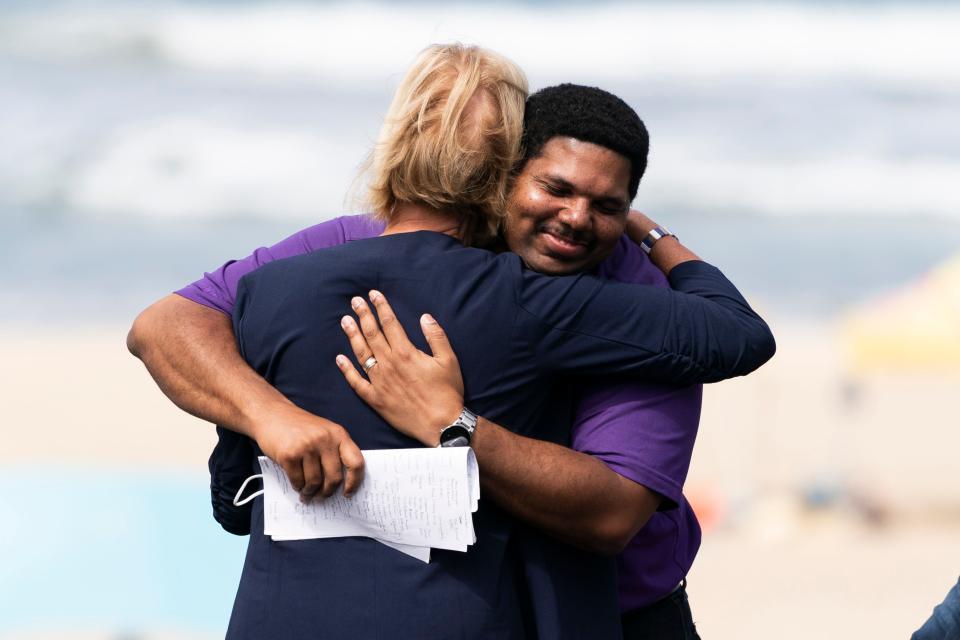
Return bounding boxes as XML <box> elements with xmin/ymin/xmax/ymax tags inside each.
<box><xmin>65</xmin><ymin>118</ymin><xmax>960</xmax><ymax>220</ymax></box>
<box><xmin>66</xmin><ymin>118</ymin><xmax>369</xmax><ymax>219</ymax></box>
<box><xmin>2</xmin><ymin>2</ymin><xmax>959</xmax><ymax>87</ymax></box>
<box><xmin>644</xmin><ymin>149</ymin><xmax>960</xmax><ymax>218</ymax></box>
<box><xmin>4</xmin><ymin>2</ymin><xmax>960</xmax><ymax>221</ymax></box>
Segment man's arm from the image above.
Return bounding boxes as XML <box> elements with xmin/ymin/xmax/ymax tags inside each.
<box><xmin>471</xmin><ymin>419</ymin><xmax>661</xmax><ymax>555</ymax></box>
<box><xmin>128</xmin><ymin>295</ymin><xmax>363</xmax><ymax>498</ymax></box>
<box><xmin>128</xmin><ymin>217</ymin><xmax>384</xmax><ymax>499</ymax></box>
<box><xmin>337</xmin><ymin>293</ymin><xmax>661</xmax><ymax>555</ymax></box>
<box><xmin>127</xmin><ymin>295</ymin><xmax>279</xmax><ymax>437</ymax></box>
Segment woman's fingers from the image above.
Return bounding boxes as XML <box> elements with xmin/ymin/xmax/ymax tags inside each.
<box><xmin>420</xmin><ymin>314</ymin><xmax>456</xmax><ymax>363</ymax></box>
<box><xmin>340</xmin><ymin>314</ymin><xmax>378</xmax><ymax>375</ymax></box>
<box><xmin>336</xmin><ymin>353</ymin><xmax>375</xmax><ymax>400</ymax></box>
<box><xmin>368</xmin><ymin>291</ymin><xmax>414</xmax><ymax>352</ymax></box>
<box><xmin>351</xmin><ymin>296</ymin><xmax>391</xmax><ymax>357</ymax></box>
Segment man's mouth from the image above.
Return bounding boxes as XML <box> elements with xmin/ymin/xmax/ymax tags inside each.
<box><xmin>539</xmin><ymin>229</ymin><xmax>590</xmax><ymax>259</ymax></box>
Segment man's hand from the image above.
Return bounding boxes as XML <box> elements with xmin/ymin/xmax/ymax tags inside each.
<box><xmin>251</xmin><ymin>404</ymin><xmax>365</xmax><ymax>500</ymax></box>
<box><xmin>127</xmin><ymin>293</ymin><xmax>364</xmax><ymax>501</ymax></box>
<box><xmin>335</xmin><ymin>291</ymin><xmax>464</xmax><ymax>447</ymax></box>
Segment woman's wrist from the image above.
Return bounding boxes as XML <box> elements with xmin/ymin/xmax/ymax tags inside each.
<box><xmin>420</xmin><ymin>402</ymin><xmax>465</xmax><ymax>447</ymax></box>
<box><xmin>625</xmin><ymin>210</ymin><xmax>658</xmax><ymax>245</ymax></box>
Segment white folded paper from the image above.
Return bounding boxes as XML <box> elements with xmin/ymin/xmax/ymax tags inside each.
<box><xmin>251</xmin><ymin>448</ymin><xmax>480</xmax><ymax>563</ymax></box>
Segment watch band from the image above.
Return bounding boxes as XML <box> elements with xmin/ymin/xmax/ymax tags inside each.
<box><xmin>639</xmin><ymin>226</ymin><xmax>676</xmax><ymax>255</ymax></box>
<box><xmin>439</xmin><ymin>407</ymin><xmax>479</xmax><ymax>447</ymax></box>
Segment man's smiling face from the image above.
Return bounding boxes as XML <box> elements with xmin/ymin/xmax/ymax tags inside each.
<box><xmin>504</xmin><ymin>136</ymin><xmax>632</xmax><ymax>275</ymax></box>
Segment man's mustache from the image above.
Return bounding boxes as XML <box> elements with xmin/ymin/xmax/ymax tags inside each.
<box><xmin>537</xmin><ymin>223</ymin><xmax>593</xmax><ymax>247</ymax></box>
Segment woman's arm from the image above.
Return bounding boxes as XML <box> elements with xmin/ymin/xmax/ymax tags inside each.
<box><xmin>625</xmin><ymin>209</ymin><xmax>701</xmax><ymax>274</ymax></box>
<box><xmin>522</xmin><ymin>240</ymin><xmax>776</xmax><ymax>385</ymax></box>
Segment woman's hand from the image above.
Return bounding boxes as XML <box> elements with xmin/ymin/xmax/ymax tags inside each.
<box><xmin>336</xmin><ymin>290</ymin><xmax>465</xmax><ymax>447</ymax></box>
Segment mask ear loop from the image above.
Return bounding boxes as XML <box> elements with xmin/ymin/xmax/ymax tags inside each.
<box><xmin>233</xmin><ymin>474</ymin><xmax>265</xmax><ymax>506</ymax></box>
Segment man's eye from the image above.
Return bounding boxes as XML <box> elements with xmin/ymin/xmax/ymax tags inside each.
<box><xmin>596</xmin><ymin>204</ymin><xmax>625</xmax><ymax>215</ymax></box>
<box><xmin>543</xmin><ymin>184</ymin><xmax>566</xmax><ymax>196</ymax></box>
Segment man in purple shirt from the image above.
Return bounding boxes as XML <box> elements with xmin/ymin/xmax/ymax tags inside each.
<box><xmin>130</xmin><ymin>84</ymin><xmax>720</xmax><ymax>638</ymax></box>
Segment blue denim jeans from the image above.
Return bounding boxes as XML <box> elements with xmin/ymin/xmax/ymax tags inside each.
<box><xmin>621</xmin><ymin>580</ymin><xmax>702</xmax><ymax>640</ymax></box>
<box><xmin>913</xmin><ymin>577</ymin><xmax>960</xmax><ymax>640</ymax></box>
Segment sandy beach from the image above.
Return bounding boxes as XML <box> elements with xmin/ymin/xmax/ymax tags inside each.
<box><xmin>690</xmin><ymin>322</ymin><xmax>960</xmax><ymax>639</ymax></box>
<box><xmin>2</xmin><ymin>321</ymin><xmax>958</xmax><ymax>639</ymax></box>
<box><xmin>2</xmin><ymin>327</ymin><xmax>216</xmax><ymax>473</ymax></box>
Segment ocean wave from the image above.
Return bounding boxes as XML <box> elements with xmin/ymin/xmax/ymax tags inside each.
<box><xmin>1</xmin><ymin>2</ymin><xmax>959</xmax><ymax>87</ymax></box>
<box><xmin>65</xmin><ymin>118</ymin><xmax>369</xmax><ymax>219</ymax></box>
<box><xmin>645</xmin><ymin>150</ymin><xmax>960</xmax><ymax>218</ymax></box>
<box><xmin>59</xmin><ymin>117</ymin><xmax>960</xmax><ymax>220</ymax></box>
<box><xmin>5</xmin><ymin>2</ymin><xmax>960</xmax><ymax>222</ymax></box>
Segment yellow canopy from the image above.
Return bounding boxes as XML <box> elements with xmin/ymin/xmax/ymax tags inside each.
<box><xmin>842</xmin><ymin>253</ymin><xmax>960</xmax><ymax>373</ymax></box>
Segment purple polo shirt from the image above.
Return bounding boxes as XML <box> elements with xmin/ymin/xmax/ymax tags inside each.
<box><xmin>177</xmin><ymin>214</ymin><xmax>702</xmax><ymax>613</ymax></box>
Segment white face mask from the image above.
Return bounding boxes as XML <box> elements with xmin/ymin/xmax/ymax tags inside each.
<box><xmin>233</xmin><ymin>473</ymin><xmax>264</xmax><ymax>506</ymax></box>
<box><xmin>230</xmin><ymin>450</ymin><xmax>481</xmax><ymax>564</ymax></box>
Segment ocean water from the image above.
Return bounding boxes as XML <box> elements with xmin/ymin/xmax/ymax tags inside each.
<box><xmin>3</xmin><ymin>1</ymin><xmax>960</xmax><ymax>327</ymax></box>
<box><xmin>0</xmin><ymin>467</ymin><xmax>247</xmax><ymax>637</ymax></box>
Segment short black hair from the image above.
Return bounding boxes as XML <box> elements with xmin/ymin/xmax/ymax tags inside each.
<box><xmin>518</xmin><ymin>84</ymin><xmax>649</xmax><ymax>200</ymax></box>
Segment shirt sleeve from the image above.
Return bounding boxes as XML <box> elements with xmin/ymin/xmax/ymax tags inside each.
<box><xmin>518</xmin><ymin>259</ymin><xmax>776</xmax><ymax>386</ymax></box>
<box><xmin>570</xmin><ymin>237</ymin><xmax>704</xmax><ymax>508</ymax></box>
<box><xmin>571</xmin><ymin>381</ymin><xmax>702</xmax><ymax>509</ymax></box>
<box><xmin>175</xmin><ymin>216</ymin><xmax>358</xmax><ymax>316</ymax></box>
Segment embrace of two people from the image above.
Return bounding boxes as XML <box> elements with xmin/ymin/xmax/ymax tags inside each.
<box><xmin>129</xmin><ymin>44</ymin><xmax>776</xmax><ymax>639</ymax></box>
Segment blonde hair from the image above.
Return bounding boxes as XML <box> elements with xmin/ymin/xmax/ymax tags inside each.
<box><xmin>363</xmin><ymin>43</ymin><xmax>528</xmax><ymax>244</ymax></box>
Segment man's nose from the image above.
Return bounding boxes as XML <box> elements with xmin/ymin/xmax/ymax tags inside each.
<box><xmin>557</xmin><ymin>198</ymin><xmax>591</xmax><ymax>230</ymax></box>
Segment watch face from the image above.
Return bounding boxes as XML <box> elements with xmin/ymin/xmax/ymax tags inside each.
<box><xmin>439</xmin><ymin>425</ymin><xmax>470</xmax><ymax>447</ymax></box>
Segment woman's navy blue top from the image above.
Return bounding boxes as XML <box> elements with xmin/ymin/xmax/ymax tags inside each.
<box><xmin>227</xmin><ymin>231</ymin><xmax>774</xmax><ymax>640</ymax></box>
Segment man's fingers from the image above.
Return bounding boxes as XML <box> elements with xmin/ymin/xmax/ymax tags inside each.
<box><xmin>319</xmin><ymin>443</ymin><xmax>345</xmax><ymax>498</ymax></box>
<box><xmin>283</xmin><ymin>458</ymin><xmax>306</xmax><ymax>493</ymax></box>
<box><xmin>299</xmin><ymin>455</ymin><xmax>323</xmax><ymax>502</ymax></box>
<box><xmin>368</xmin><ymin>291</ymin><xmax>411</xmax><ymax>350</ymax></box>
<box><xmin>340</xmin><ymin>439</ymin><xmax>366</xmax><ymax>498</ymax></box>
<box><xmin>351</xmin><ymin>296</ymin><xmax>391</xmax><ymax>356</ymax></box>
<box><xmin>420</xmin><ymin>314</ymin><xmax>457</xmax><ymax>364</ymax></box>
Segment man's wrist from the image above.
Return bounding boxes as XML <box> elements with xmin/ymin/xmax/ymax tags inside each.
<box><xmin>240</xmin><ymin>395</ymin><xmax>293</xmax><ymax>441</ymax></box>
<box><xmin>467</xmin><ymin>416</ymin><xmax>495</xmax><ymax>452</ymax></box>
<box><xmin>236</xmin><ymin>400</ymin><xmax>265</xmax><ymax>440</ymax></box>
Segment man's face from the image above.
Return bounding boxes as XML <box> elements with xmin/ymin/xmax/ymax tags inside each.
<box><xmin>504</xmin><ymin>136</ymin><xmax>632</xmax><ymax>275</ymax></box>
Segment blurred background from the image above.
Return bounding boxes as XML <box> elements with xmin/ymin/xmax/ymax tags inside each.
<box><xmin>2</xmin><ymin>0</ymin><xmax>958</xmax><ymax>638</ymax></box>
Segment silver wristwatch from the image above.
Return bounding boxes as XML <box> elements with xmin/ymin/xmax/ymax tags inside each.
<box><xmin>438</xmin><ymin>408</ymin><xmax>479</xmax><ymax>448</ymax></box>
<box><xmin>639</xmin><ymin>226</ymin><xmax>676</xmax><ymax>255</ymax></box>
